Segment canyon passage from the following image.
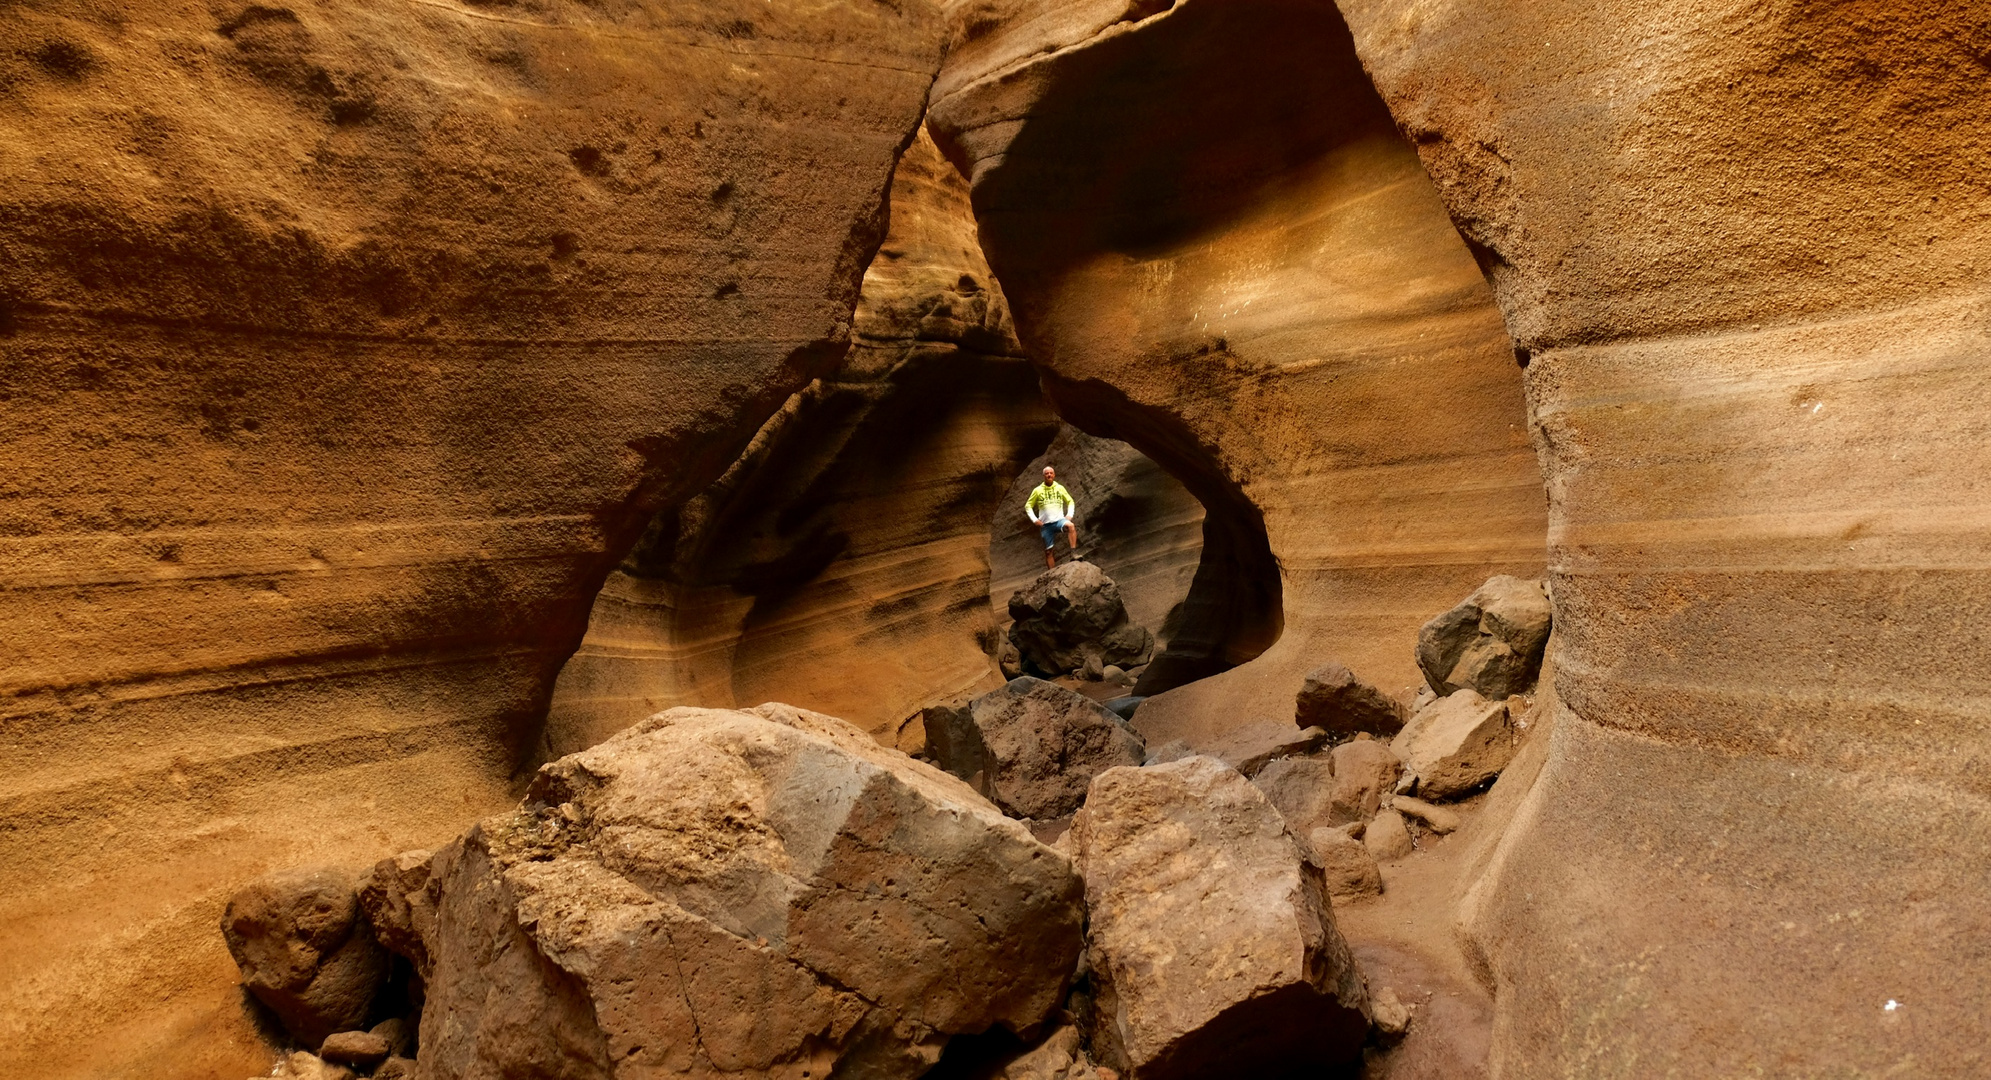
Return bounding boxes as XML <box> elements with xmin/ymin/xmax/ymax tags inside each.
<box><xmin>3</xmin><ymin>1</ymin><xmax>1988</xmax><ymax>1078</ymax></box>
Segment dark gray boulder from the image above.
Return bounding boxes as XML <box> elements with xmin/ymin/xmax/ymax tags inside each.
<box><xmin>927</xmin><ymin>677</ymin><xmax>1146</xmax><ymax>819</ymax></box>
<box><xmin>1415</xmin><ymin>575</ymin><xmax>1552</xmax><ymax>697</ymax></box>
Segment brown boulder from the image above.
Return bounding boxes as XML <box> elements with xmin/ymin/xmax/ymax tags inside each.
<box><xmin>1391</xmin><ymin>691</ymin><xmax>1515</xmax><ymax>800</ymax></box>
<box><xmin>1415</xmin><ymin>576</ymin><xmax>1553</xmax><ymax>698</ymax></box>
<box><xmin>927</xmin><ymin>677</ymin><xmax>1146</xmax><ymax>820</ymax></box>
<box><xmin>420</xmin><ymin>704</ymin><xmax>1085</xmax><ymax>1079</ymax></box>
<box><xmin>1200</xmin><ymin>719</ymin><xmax>1331</xmax><ymax>777</ymax></box>
<box><xmin>1306</xmin><ymin>827</ymin><xmax>1385</xmax><ymax>903</ymax></box>
<box><xmin>1295</xmin><ymin>663</ymin><xmax>1404</xmax><ymax>736</ymax></box>
<box><xmin>356</xmin><ymin>850</ymin><xmax>437</xmax><ymax>980</ymax></box>
<box><xmin>317</xmin><ymin>1030</ymin><xmax>389</xmax><ymax>1068</ymax></box>
<box><xmin>1251</xmin><ymin>756</ymin><xmax>1337</xmax><ymax>836</ymax></box>
<box><xmin>1072</xmin><ymin>756</ymin><xmax>1370</xmax><ymax>1079</ymax></box>
<box><xmin>1326</xmin><ymin>739</ymin><xmax>1404</xmax><ymax>825</ymax></box>
<box><xmin>1007</xmin><ymin>561</ymin><xmax>1156</xmax><ymax>678</ymax></box>
<box><xmin>1365</xmin><ymin>810</ymin><xmax>1415</xmax><ymax>862</ymax></box>
<box><xmin>219</xmin><ymin>868</ymin><xmax>388</xmax><ymax>1048</ymax></box>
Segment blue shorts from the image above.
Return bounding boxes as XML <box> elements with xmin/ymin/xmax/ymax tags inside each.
<box><xmin>1040</xmin><ymin>520</ymin><xmax>1070</xmax><ymax>549</ymax></box>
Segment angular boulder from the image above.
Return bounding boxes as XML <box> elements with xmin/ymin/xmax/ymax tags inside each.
<box><xmin>1201</xmin><ymin>719</ymin><xmax>1331</xmax><ymax>777</ymax></box>
<box><xmin>219</xmin><ymin>868</ymin><xmax>389</xmax><ymax>1048</ymax></box>
<box><xmin>356</xmin><ymin>849</ymin><xmax>437</xmax><ymax>980</ymax></box>
<box><xmin>1251</xmin><ymin>756</ymin><xmax>1337</xmax><ymax>835</ymax></box>
<box><xmin>1326</xmin><ymin>739</ymin><xmax>1403</xmax><ymax>825</ymax></box>
<box><xmin>1391</xmin><ymin>690</ymin><xmax>1515</xmax><ymax>800</ymax></box>
<box><xmin>1416</xmin><ymin>575</ymin><xmax>1553</xmax><ymax>698</ymax></box>
<box><xmin>420</xmin><ymin>704</ymin><xmax>1086</xmax><ymax>1080</ymax></box>
<box><xmin>1295</xmin><ymin>663</ymin><xmax>1404</xmax><ymax>736</ymax></box>
<box><xmin>927</xmin><ymin>677</ymin><xmax>1146</xmax><ymax>819</ymax></box>
<box><xmin>1007</xmin><ymin>561</ymin><xmax>1155</xmax><ymax>677</ymax></box>
<box><xmin>1365</xmin><ymin>809</ymin><xmax>1415</xmax><ymax>862</ymax></box>
<box><xmin>1306</xmin><ymin>827</ymin><xmax>1385</xmax><ymax>903</ymax></box>
<box><xmin>1072</xmin><ymin>756</ymin><xmax>1370</xmax><ymax>1079</ymax></box>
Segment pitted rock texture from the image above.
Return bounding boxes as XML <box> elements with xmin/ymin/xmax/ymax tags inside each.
<box><xmin>1414</xmin><ymin>575</ymin><xmax>1551</xmax><ymax>698</ymax></box>
<box><xmin>544</xmin><ymin>128</ymin><xmax>1054</xmax><ymax>755</ymax></box>
<box><xmin>419</xmin><ymin>704</ymin><xmax>1085</xmax><ymax>1080</ymax></box>
<box><xmin>357</xmin><ymin>850</ymin><xmax>438</xmax><ymax>981</ymax></box>
<box><xmin>990</xmin><ymin>425</ymin><xmax>1206</xmax><ymax>656</ymax></box>
<box><xmin>219</xmin><ymin>868</ymin><xmax>388</xmax><ymax>1049</ymax></box>
<box><xmin>1335</xmin><ymin>2</ymin><xmax>1991</xmax><ymax>1069</ymax></box>
<box><xmin>0</xmin><ymin>5</ymin><xmax>945</xmax><ymax>1074</ymax></box>
<box><xmin>926</xmin><ymin>676</ymin><xmax>1146</xmax><ymax>819</ymax></box>
<box><xmin>1007</xmin><ymin>561</ymin><xmax>1155</xmax><ymax>678</ymax></box>
<box><xmin>1072</xmin><ymin>756</ymin><xmax>1370</xmax><ymax>1078</ymax></box>
<box><xmin>928</xmin><ymin>0</ymin><xmax>1548</xmax><ymax>750</ymax></box>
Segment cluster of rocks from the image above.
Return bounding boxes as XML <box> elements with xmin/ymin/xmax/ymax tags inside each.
<box><xmin>222</xmin><ymin>573</ymin><xmax>1548</xmax><ymax>1080</ymax></box>
<box><xmin>1000</xmin><ymin>561</ymin><xmax>1154</xmax><ymax>683</ymax></box>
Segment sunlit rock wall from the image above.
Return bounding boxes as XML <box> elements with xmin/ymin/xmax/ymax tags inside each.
<box><xmin>1337</xmin><ymin>0</ymin><xmax>1991</xmax><ymax>1072</ymax></box>
<box><xmin>0</xmin><ymin>2</ymin><xmax>942</xmax><ymax>1074</ymax></box>
<box><xmin>928</xmin><ymin>0</ymin><xmax>1549</xmax><ymax>741</ymax></box>
<box><xmin>544</xmin><ymin>129</ymin><xmax>1055</xmax><ymax>756</ymax></box>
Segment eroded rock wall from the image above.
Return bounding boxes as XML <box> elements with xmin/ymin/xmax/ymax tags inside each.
<box><xmin>0</xmin><ymin>3</ymin><xmax>942</xmax><ymax>1074</ymax></box>
<box><xmin>928</xmin><ymin>0</ymin><xmax>1549</xmax><ymax>740</ymax></box>
<box><xmin>1336</xmin><ymin>1</ymin><xmax>1991</xmax><ymax>1072</ymax></box>
<box><xmin>544</xmin><ymin>129</ymin><xmax>1055</xmax><ymax>756</ymax></box>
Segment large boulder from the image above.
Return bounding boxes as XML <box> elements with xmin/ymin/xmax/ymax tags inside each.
<box><xmin>1007</xmin><ymin>562</ymin><xmax>1155</xmax><ymax>677</ymax></box>
<box><xmin>927</xmin><ymin>677</ymin><xmax>1146</xmax><ymax>820</ymax></box>
<box><xmin>219</xmin><ymin>868</ymin><xmax>389</xmax><ymax>1049</ymax></box>
<box><xmin>1295</xmin><ymin>663</ymin><xmax>1404</xmax><ymax>736</ymax></box>
<box><xmin>1391</xmin><ymin>691</ymin><xmax>1515</xmax><ymax>800</ymax></box>
<box><xmin>1072</xmin><ymin>756</ymin><xmax>1370</xmax><ymax>1079</ymax></box>
<box><xmin>419</xmin><ymin>704</ymin><xmax>1085</xmax><ymax>1080</ymax></box>
<box><xmin>1415</xmin><ymin>576</ymin><xmax>1553</xmax><ymax>698</ymax></box>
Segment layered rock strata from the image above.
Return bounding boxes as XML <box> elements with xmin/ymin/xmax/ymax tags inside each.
<box><xmin>927</xmin><ymin>0</ymin><xmax>1549</xmax><ymax>743</ymax></box>
<box><xmin>0</xmin><ymin>5</ymin><xmax>944</xmax><ymax>1074</ymax></box>
<box><xmin>420</xmin><ymin>704</ymin><xmax>1085</xmax><ymax>1079</ymax></box>
<box><xmin>1335</xmin><ymin>0</ymin><xmax>1991</xmax><ymax>1071</ymax></box>
<box><xmin>544</xmin><ymin>129</ymin><xmax>1055</xmax><ymax>756</ymax></box>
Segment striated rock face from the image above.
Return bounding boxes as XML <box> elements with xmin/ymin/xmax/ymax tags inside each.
<box><xmin>0</xmin><ymin>4</ymin><xmax>944</xmax><ymax>1074</ymax></box>
<box><xmin>927</xmin><ymin>0</ymin><xmax>1549</xmax><ymax>747</ymax></box>
<box><xmin>990</xmin><ymin>425</ymin><xmax>1206</xmax><ymax>655</ymax></box>
<box><xmin>421</xmin><ymin>704</ymin><xmax>1085</xmax><ymax>1080</ymax></box>
<box><xmin>1072</xmin><ymin>756</ymin><xmax>1370</xmax><ymax>1078</ymax></box>
<box><xmin>544</xmin><ymin>128</ymin><xmax>1055</xmax><ymax>756</ymax></box>
<box><xmin>1335</xmin><ymin>0</ymin><xmax>1991</xmax><ymax>1072</ymax></box>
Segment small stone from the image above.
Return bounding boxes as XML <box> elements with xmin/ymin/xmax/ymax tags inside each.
<box><xmin>1306</xmin><ymin>827</ymin><xmax>1384</xmax><ymax>902</ymax></box>
<box><xmin>372</xmin><ymin>1058</ymin><xmax>416</xmax><ymax>1080</ymax></box>
<box><xmin>1390</xmin><ymin>690</ymin><xmax>1514</xmax><ymax>800</ymax></box>
<box><xmin>1392</xmin><ymin>795</ymin><xmax>1462</xmax><ymax>834</ymax></box>
<box><xmin>318</xmin><ymin>1030</ymin><xmax>390</xmax><ymax>1068</ymax></box>
<box><xmin>1365</xmin><ymin>809</ymin><xmax>1414</xmax><ymax>861</ymax></box>
<box><xmin>1371</xmin><ymin>987</ymin><xmax>1414</xmax><ymax>1040</ymax></box>
<box><xmin>1000</xmin><ymin>639</ymin><xmax>1025</xmax><ymax>680</ymax></box>
<box><xmin>1294</xmin><ymin>663</ymin><xmax>1404</xmax><ymax>736</ymax></box>
<box><xmin>1144</xmin><ymin>739</ymin><xmax>1194</xmax><ymax>766</ymax></box>
<box><xmin>1102</xmin><ymin>664</ymin><xmax>1131</xmax><ymax>687</ymax></box>
<box><xmin>281</xmin><ymin>1052</ymin><xmax>355</xmax><ymax>1080</ymax></box>
<box><xmin>1081</xmin><ymin>654</ymin><xmax>1106</xmax><ymax>681</ymax></box>
<box><xmin>1104</xmin><ymin>695</ymin><xmax>1144</xmax><ymax>721</ymax></box>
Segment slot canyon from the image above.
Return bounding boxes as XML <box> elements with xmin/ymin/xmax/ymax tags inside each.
<box><xmin>1</xmin><ymin>1</ymin><xmax>1985</xmax><ymax>1078</ymax></box>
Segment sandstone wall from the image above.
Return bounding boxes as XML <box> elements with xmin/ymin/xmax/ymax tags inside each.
<box><xmin>928</xmin><ymin>0</ymin><xmax>1549</xmax><ymax>742</ymax></box>
<box><xmin>1336</xmin><ymin>0</ymin><xmax>1991</xmax><ymax>1072</ymax></box>
<box><xmin>544</xmin><ymin>129</ymin><xmax>1056</xmax><ymax>757</ymax></box>
<box><xmin>0</xmin><ymin>3</ymin><xmax>942</xmax><ymax>1074</ymax></box>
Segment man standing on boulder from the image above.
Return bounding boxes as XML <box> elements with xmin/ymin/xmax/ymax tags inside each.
<box><xmin>1027</xmin><ymin>465</ymin><xmax>1079</xmax><ymax>569</ymax></box>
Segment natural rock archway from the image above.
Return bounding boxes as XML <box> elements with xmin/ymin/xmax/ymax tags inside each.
<box><xmin>927</xmin><ymin>0</ymin><xmax>1549</xmax><ymax>746</ymax></box>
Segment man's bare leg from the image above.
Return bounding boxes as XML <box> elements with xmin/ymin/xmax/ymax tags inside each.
<box><xmin>1064</xmin><ymin>522</ymin><xmax>1079</xmax><ymax>560</ymax></box>
<box><xmin>1044</xmin><ymin>544</ymin><xmax>1057</xmax><ymax>570</ymax></box>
